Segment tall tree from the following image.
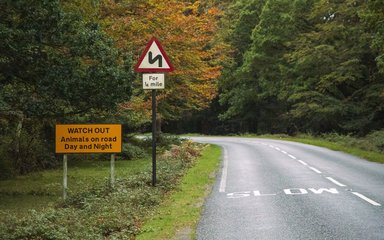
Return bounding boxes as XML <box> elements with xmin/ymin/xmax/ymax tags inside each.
<box><xmin>286</xmin><ymin>0</ymin><xmax>383</xmax><ymax>133</ymax></box>
<box><xmin>218</xmin><ymin>0</ymin><xmax>384</xmax><ymax>135</ymax></box>
<box><xmin>218</xmin><ymin>0</ymin><xmax>266</xmax><ymax>132</ymax></box>
<box><xmin>0</xmin><ymin>0</ymin><xmax>133</xmax><ymax>174</ymax></box>
<box><xmin>220</xmin><ymin>0</ymin><xmax>313</xmax><ymax>133</ymax></box>
<box><xmin>358</xmin><ymin>0</ymin><xmax>384</xmax><ymax>131</ymax></box>
<box><xmin>100</xmin><ymin>0</ymin><xmax>226</xmax><ymax>128</ymax></box>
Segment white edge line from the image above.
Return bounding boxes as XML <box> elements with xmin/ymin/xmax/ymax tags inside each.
<box><xmin>219</xmin><ymin>148</ymin><xmax>228</xmax><ymax>193</ymax></box>
<box><xmin>352</xmin><ymin>192</ymin><xmax>381</xmax><ymax>206</ymax></box>
<box><xmin>298</xmin><ymin>160</ymin><xmax>308</xmax><ymax>166</ymax></box>
<box><xmin>309</xmin><ymin>167</ymin><xmax>322</xmax><ymax>174</ymax></box>
<box><xmin>281</xmin><ymin>151</ymin><xmax>287</xmax><ymax>154</ymax></box>
<box><xmin>326</xmin><ymin>177</ymin><xmax>346</xmax><ymax>187</ymax></box>
<box><xmin>288</xmin><ymin>154</ymin><xmax>297</xmax><ymax>159</ymax></box>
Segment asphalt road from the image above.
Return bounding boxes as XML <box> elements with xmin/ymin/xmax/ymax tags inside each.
<box><xmin>191</xmin><ymin>137</ymin><xmax>384</xmax><ymax>240</ymax></box>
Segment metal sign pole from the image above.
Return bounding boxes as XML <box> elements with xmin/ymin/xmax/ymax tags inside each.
<box><xmin>152</xmin><ymin>89</ymin><xmax>157</xmax><ymax>186</ymax></box>
<box><xmin>110</xmin><ymin>153</ymin><xmax>115</xmax><ymax>188</ymax></box>
<box><xmin>134</xmin><ymin>37</ymin><xmax>174</xmax><ymax>187</ymax></box>
<box><xmin>63</xmin><ymin>154</ymin><xmax>68</xmax><ymax>200</ymax></box>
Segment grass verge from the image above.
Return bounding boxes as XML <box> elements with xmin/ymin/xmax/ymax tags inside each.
<box><xmin>0</xmin><ymin>141</ymin><xmax>221</xmax><ymax>239</ymax></box>
<box><xmin>0</xmin><ymin>158</ymin><xmax>149</xmax><ymax>215</ymax></box>
<box><xmin>182</xmin><ymin>133</ymin><xmax>383</xmax><ymax>164</ymax></box>
<box><xmin>136</xmin><ymin>145</ymin><xmax>221</xmax><ymax>240</ymax></box>
<box><xmin>254</xmin><ymin>134</ymin><xmax>384</xmax><ymax>164</ymax></box>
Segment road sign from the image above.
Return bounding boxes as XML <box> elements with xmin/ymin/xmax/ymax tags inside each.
<box><xmin>55</xmin><ymin>124</ymin><xmax>122</xmax><ymax>153</ymax></box>
<box><xmin>56</xmin><ymin>124</ymin><xmax>122</xmax><ymax>200</ymax></box>
<box><xmin>134</xmin><ymin>37</ymin><xmax>175</xmax><ymax>187</ymax></box>
<box><xmin>134</xmin><ymin>37</ymin><xmax>174</xmax><ymax>72</ymax></box>
<box><xmin>143</xmin><ymin>73</ymin><xmax>165</xmax><ymax>89</ymax></box>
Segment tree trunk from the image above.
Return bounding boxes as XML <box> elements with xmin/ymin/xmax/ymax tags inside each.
<box><xmin>14</xmin><ymin>113</ymin><xmax>24</xmax><ymax>173</ymax></box>
<box><xmin>156</xmin><ymin>115</ymin><xmax>162</xmax><ymax>134</ymax></box>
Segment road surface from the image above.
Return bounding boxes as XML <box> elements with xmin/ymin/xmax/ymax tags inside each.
<box><xmin>191</xmin><ymin>137</ymin><xmax>384</xmax><ymax>240</ymax></box>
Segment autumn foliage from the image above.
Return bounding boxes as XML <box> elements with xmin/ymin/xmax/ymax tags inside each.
<box><xmin>100</xmin><ymin>0</ymin><xmax>226</xmax><ymax>121</ymax></box>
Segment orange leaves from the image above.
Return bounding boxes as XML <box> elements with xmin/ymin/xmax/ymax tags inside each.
<box><xmin>208</xmin><ymin>7</ymin><xmax>220</xmax><ymax>16</ymax></box>
<box><xmin>100</xmin><ymin>0</ymin><xmax>226</xmax><ymax>120</ymax></box>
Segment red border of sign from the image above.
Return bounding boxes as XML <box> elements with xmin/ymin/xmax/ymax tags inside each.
<box><xmin>134</xmin><ymin>37</ymin><xmax>175</xmax><ymax>73</ymax></box>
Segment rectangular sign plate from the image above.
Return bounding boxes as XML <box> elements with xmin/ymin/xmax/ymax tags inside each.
<box><xmin>143</xmin><ymin>73</ymin><xmax>165</xmax><ymax>90</ymax></box>
<box><xmin>56</xmin><ymin>124</ymin><xmax>122</xmax><ymax>153</ymax></box>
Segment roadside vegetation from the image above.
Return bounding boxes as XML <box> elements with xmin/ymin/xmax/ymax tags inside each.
<box><xmin>165</xmin><ymin>0</ymin><xmax>384</xmax><ymax>145</ymax></box>
<box><xmin>2</xmin><ymin>1</ymin><xmax>383</xmax><ymax>178</ymax></box>
<box><xmin>1</xmin><ymin>0</ymin><xmax>383</xmax><ymax>237</ymax></box>
<box><xmin>254</xmin><ymin>131</ymin><xmax>384</xmax><ymax>164</ymax></box>
<box><xmin>136</xmin><ymin>145</ymin><xmax>221</xmax><ymax>240</ymax></box>
<box><xmin>0</xmin><ymin>0</ymin><xmax>223</xmax><ymax>181</ymax></box>
<box><xmin>0</xmin><ymin>137</ymin><xmax>219</xmax><ymax>239</ymax></box>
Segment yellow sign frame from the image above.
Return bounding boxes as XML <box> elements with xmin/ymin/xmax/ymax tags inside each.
<box><xmin>55</xmin><ymin>124</ymin><xmax>122</xmax><ymax>153</ymax></box>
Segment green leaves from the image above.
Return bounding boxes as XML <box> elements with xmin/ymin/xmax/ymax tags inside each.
<box><xmin>219</xmin><ymin>0</ymin><xmax>384</xmax><ymax>134</ymax></box>
<box><xmin>0</xmin><ymin>0</ymin><xmax>133</xmax><ymax>118</ymax></box>
<box><xmin>0</xmin><ymin>0</ymin><xmax>134</xmax><ymax>175</ymax></box>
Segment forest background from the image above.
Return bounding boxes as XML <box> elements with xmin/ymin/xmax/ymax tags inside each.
<box><xmin>1</xmin><ymin>0</ymin><xmax>383</xmax><ymax>178</ymax></box>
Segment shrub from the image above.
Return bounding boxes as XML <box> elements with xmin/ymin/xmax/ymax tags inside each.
<box><xmin>119</xmin><ymin>143</ymin><xmax>148</xmax><ymax>160</ymax></box>
<box><xmin>0</xmin><ymin>145</ymin><xmax>14</xmax><ymax>180</ymax></box>
<box><xmin>366</xmin><ymin>130</ymin><xmax>384</xmax><ymax>153</ymax></box>
<box><xmin>0</xmin><ymin>141</ymin><xmax>205</xmax><ymax>239</ymax></box>
<box><xmin>313</xmin><ymin>131</ymin><xmax>384</xmax><ymax>153</ymax></box>
<box><xmin>142</xmin><ymin>134</ymin><xmax>184</xmax><ymax>150</ymax></box>
<box><xmin>157</xmin><ymin>134</ymin><xmax>184</xmax><ymax>147</ymax></box>
<box><xmin>162</xmin><ymin>140</ymin><xmax>202</xmax><ymax>161</ymax></box>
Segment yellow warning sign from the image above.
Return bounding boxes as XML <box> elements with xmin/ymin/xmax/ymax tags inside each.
<box><xmin>55</xmin><ymin>124</ymin><xmax>122</xmax><ymax>153</ymax></box>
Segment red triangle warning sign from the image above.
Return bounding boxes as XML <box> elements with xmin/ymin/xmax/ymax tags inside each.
<box><xmin>134</xmin><ymin>37</ymin><xmax>175</xmax><ymax>73</ymax></box>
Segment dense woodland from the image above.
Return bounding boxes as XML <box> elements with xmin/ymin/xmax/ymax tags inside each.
<box><xmin>1</xmin><ymin>0</ymin><xmax>383</xmax><ymax>177</ymax></box>
<box><xmin>217</xmin><ymin>0</ymin><xmax>384</xmax><ymax>135</ymax></box>
<box><xmin>172</xmin><ymin>0</ymin><xmax>384</xmax><ymax>135</ymax></box>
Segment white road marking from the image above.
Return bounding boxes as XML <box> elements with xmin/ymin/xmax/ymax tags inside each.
<box><xmin>284</xmin><ymin>188</ymin><xmax>308</xmax><ymax>195</ymax></box>
<box><xmin>308</xmin><ymin>188</ymin><xmax>339</xmax><ymax>194</ymax></box>
<box><xmin>253</xmin><ymin>191</ymin><xmax>276</xmax><ymax>196</ymax></box>
<box><xmin>227</xmin><ymin>187</ymin><xmax>340</xmax><ymax>199</ymax></box>
<box><xmin>309</xmin><ymin>167</ymin><xmax>322</xmax><ymax>174</ymax></box>
<box><xmin>298</xmin><ymin>160</ymin><xmax>308</xmax><ymax>166</ymax></box>
<box><xmin>275</xmin><ymin>147</ymin><xmax>281</xmax><ymax>151</ymax></box>
<box><xmin>326</xmin><ymin>177</ymin><xmax>347</xmax><ymax>187</ymax></box>
<box><xmin>288</xmin><ymin>154</ymin><xmax>297</xmax><ymax>159</ymax></box>
<box><xmin>351</xmin><ymin>192</ymin><xmax>381</xmax><ymax>206</ymax></box>
<box><xmin>227</xmin><ymin>191</ymin><xmax>251</xmax><ymax>199</ymax></box>
<box><xmin>219</xmin><ymin>147</ymin><xmax>229</xmax><ymax>193</ymax></box>
<box><xmin>281</xmin><ymin>150</ymin><xmax>287</xmax><ymax>154</ymax></box>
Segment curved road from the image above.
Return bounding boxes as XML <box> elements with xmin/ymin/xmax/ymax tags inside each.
<box><xmin>191</xmin><ymin>137</ymin><xmax>384</xmax><ymax>240</ymax></box>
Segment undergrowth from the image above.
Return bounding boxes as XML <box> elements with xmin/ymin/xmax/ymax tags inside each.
<box><xmin>258</xmin><ymin>129</ymin><xmax>384</xmax><ymax>154</ymax></box>
<box><xmin>0</xmin><ymin>140</ymin><xmax>205</xmax><ymax>240</ymax></box>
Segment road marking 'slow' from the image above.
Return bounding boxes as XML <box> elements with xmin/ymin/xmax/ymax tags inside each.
<box><xmin>298</xmin><ymin>160</ymin><xmax>308</xmax><ymax>166</ymax></box>
<box><xmin>351</xmin><ymin>192</ymin><xmax>381</xmax><ymax>206</ymax></box>
<box><xmin>219</xmin><ymin>147</ymin><xmax>228</xmax><ymax>193</ymax></box>
<box><xmin>227</xmin><ymin>187</ymin><xmax>340</xmax><ymax>199</ymax></box>
<box><xmin>326</xmin><ymin>177</ymin><xmax>346</xmax><ymax>187</ymax></box>
<box><xmin>309</xmin><ymin>167</ymin><xmax>322</xmax><ymax>174</ymax></box>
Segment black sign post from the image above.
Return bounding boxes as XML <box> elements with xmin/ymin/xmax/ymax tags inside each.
<box><xmin>151</xmin><ymin>89</ymin><xmax>157</xmax><ymax>186</ymax></box>
<box><xmin>134</xmin><ymin>37</ymin><xmax>175</xmax><ymax>187</ymax></box>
